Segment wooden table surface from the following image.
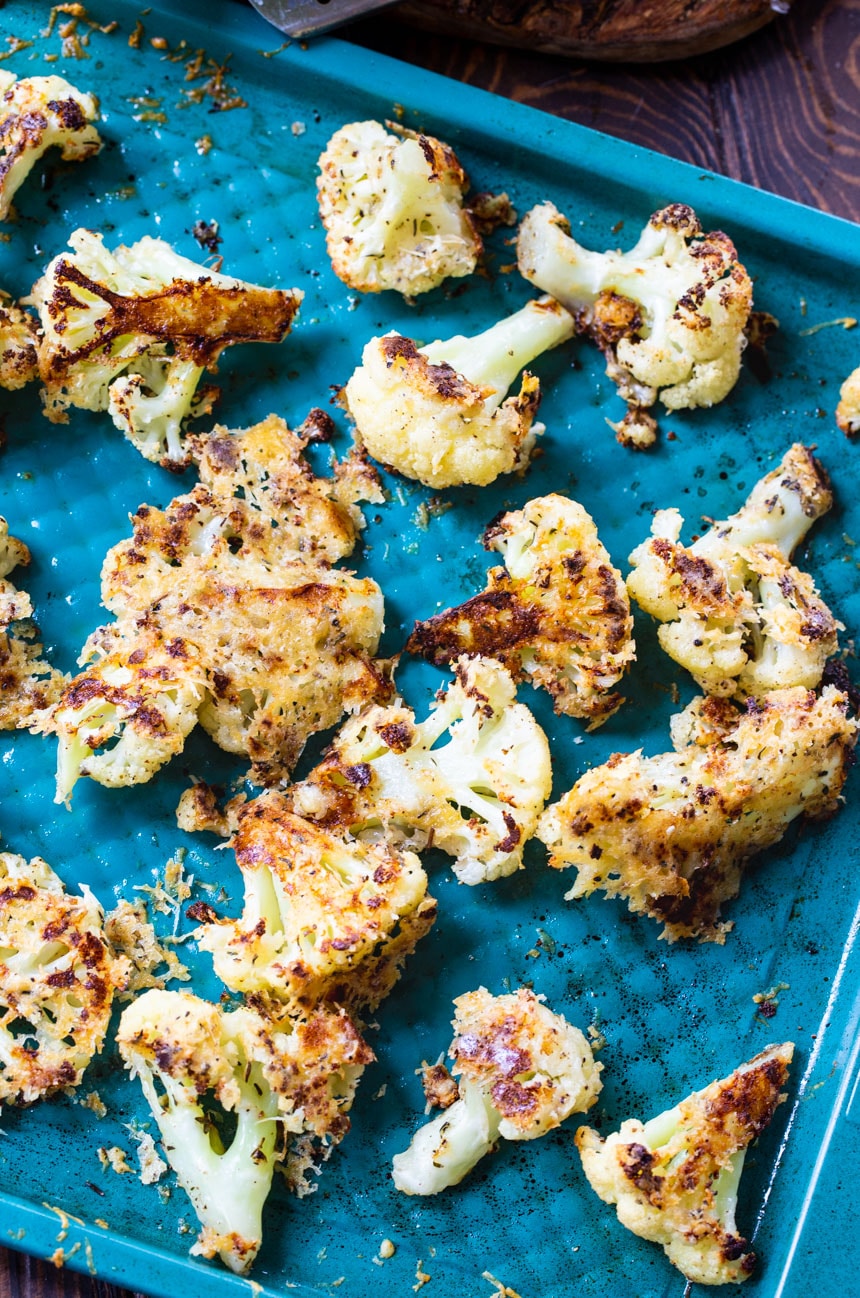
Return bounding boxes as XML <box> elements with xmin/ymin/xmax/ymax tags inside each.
<box><xmin>2</xmin><ymin>0</ymin><xmax>858</xmax><ymax>1295</ymax></box>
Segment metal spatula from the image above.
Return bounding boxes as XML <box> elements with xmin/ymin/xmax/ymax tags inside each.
<box><xmin>247</xmin><ymin>0</ymin><xmax>398</xmax><ymax>38</ymax></box>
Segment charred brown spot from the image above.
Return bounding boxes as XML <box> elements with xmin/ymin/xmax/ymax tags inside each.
<box><xmin>377</xmin><ymin>721</ymin><xmax>413</xmax><ymax>752</ymax></box>
<box><xmin>46</xmin><ymin>98</ymin><xmax>88</xmax><ymax>131</ymax></box>
<box><xmin>186</xmin><ymin>900</ymin><xmax>219</xmax><ymax>924</ymax></box>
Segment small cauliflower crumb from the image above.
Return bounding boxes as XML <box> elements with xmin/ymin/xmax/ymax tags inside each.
<box><xmin>104</xmin><ymin>898</ymin><xmax>191</xmax><ymax>994</ymax></box>
<box><xmin>379</xmin><ymin>1238</ymin><xmax>396</xmax><ymax>1259</ymax></box>
<box><xmin>98</xmin><ymin>1146</ymin><xmax>133</xmax><ymax>1175</ymax></box>
<box><xmin>80</xmin><ymin>1090</ymin><xmax>107</xmax><ymax>1118</ymax></box>
<box><xmin>414</xmin><ymin>1261</ymin><xmax>431</xmax><ymax>1291</ymax></box>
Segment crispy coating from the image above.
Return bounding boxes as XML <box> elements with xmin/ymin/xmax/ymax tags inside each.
<box><xmin>627</xmin><ymin>444</ymin><xmax>840</xmax><ymax>697</ymax></box>
<box><xmin>287</xmin><ymin>656</ymin><xmax>552</xmax><ymax>885</ymax></box>
<box><xmin>0</xmin><ymin>852</ymin><xmax>128</xmax><ymax>1106</ymax></box>
<box><xmin>538</xmin><ymin>686</ymin><xmax>858</xmax><ymax>942</ymax></box>
<box><xmin>576</xmin><ymin>1042</ymin><xmax>794</xmax><ymax>1285</ymax></box>
<box><xmin>31</xmin><ymin>229</ymin><xmax>302</xmax><ymax>467</ymax></box>
<box><xmin>0</xmin><ymin>71</ymin><xmax>101</xmax><ymax>219</ymax></box>
<box><xmin>517</xmin><ymin>201</ymin><xmax>753</xmax><ymax>428</ymax></box>
<box><xmin>317</xmin><ymin>119</ymin><xmax>481</xmax><ymax>296</ymax></box>
<box><xmin>345</xmin><ymin>331</ymin><xmax>542</xmax><ymax>489</ymax></box>
<box><xmin>0</xmin><ymin>516</ymin><xmax>68</xmax><ymax>730</ymax></box>
<box><xmin>43</xmin><ymin>416</ymin><xmax>388</xmax><ymax>798</ymax></box>
<box><xmin>836</xmin><ymin>362</ymin><xmax>860</xmax><ymax>437</ymax></box>
<box><xmin>194</xmin><ymin>792</ymin><xmax>437</xmax><ymax>1012</ymax></box>
<box><xmin>407</xmin><ymin>493</ymin><xmax>635</xmax><ymax>726</ymax></box>
<box><xmin>451</xmin><ymin>987</ymin><xmax>602</xmax><ymax>1140</ymax></box>
<box><xmin>0</xmin><ymin>296</ymin><xmax>40</xmax><ymax>390</ymax></box>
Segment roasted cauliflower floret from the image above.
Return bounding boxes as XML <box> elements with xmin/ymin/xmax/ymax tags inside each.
<box><xmin>30</xmin><ymin>229</ymin><xmax>302</xmax><ymax>467</ymax></box>
<box><xmin>517</xmin><ymin>201</ymin><xmax>753</xmax><ymax>435</ymax></box>
<box><xmin>407</xmin><ymin>493</ymin><xmax>635</xmax><ymax>725</ymax></box>
<box><xmin>0</xmin><ymin>71</ymin><xmax>101</xmax><ymax>219</ymax></box>
<box><xmin>288</xmin><ymin>656</ymin><xmax>552</xmax><ymax>886</ymax></box>
<box><xmin>47</xmin><ymin>621</ymin><xmax>207</xmax><ymax>805</ymax></box>
<box><xmin>392</xmin><ymin>987</ymin><xmax>601</xmax><ymax>1195</ymax></box>
<box><xmin>0</xmin><ymin>852</ymin><xmax>128</xmax><ymax>1106</ymax></box>
<box><xmin>836</xmin><ymin>362</ymin><xmax>860</xmax><ymax>437</ymax></box>
<box><xmin>317</xmin><ymin>118</ymin><xmax>482</xmax><ymax>296</ymax></box>
<box><xmin>538</xmin><ymin>685</ymin><xmax>858</xmax><ymax>942</ymax></box>
<box><xmin>117</xmin><ymin>989</ymin><xmax>372</xmax><ymax>1274</ymax></box>
<box><xmin>193</xmin><ymin>791</ymin><xmax>437</xmax><ymax>1011</ymax></box>
<box><xmin>0</xmin><ymin>516</ymin><xmax>68</xmax><ymax>729</ymax></box>
<box><xmin>627</xmin><ymin>444</ymin><xmax>840</xmax><ymax>696</ymax></box>
<box><xmin>343</xmin><ymin>296</ymin><xmax>574</xmax><ymax>488</ymax></box>
<box><xmin>43</xmin><ymin>415</ymin><xmax>389</xmax><ymax>799</ymax></box>
<box><xmin>576</xmin><ymin>1042</ymin><xmax>793</xmax><ymax>1285</ymax></box>
<box><xmin>0</xmin><ymin>295</ymin><xmax>40</xmax><ymax>389</ymax></box>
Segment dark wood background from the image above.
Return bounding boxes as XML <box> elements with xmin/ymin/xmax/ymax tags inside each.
<box><xmin>2</xmin><ymin>0</ymin><xmax>858</xmax><ymax>1295</ymax></box>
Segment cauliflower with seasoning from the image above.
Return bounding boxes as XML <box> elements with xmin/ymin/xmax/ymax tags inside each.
<box><xmin>0</xmin><ymin>852</ymin><xmax>129</xmax><ymax>1106</ymax></box>
<box><xmin>836</xmin><ymin>362</ymin><xmax>860</xmax><ymax>437</ymax></box>
<box><xmin>288</xmin><ymin>656</ymin><xmax>552</xmax><ymax>886</ymax></box>
<box><xmin>317</xmin><ymin>119</ymin><xmax>483</xmax><ymax>296</ymax></box>
<box><xmin>627</xmin><ymin>444</ymin><xmax>840</xmax><ymax>697</ymax></box>
<box><xmin>0</xmin><ymin>295</ymin><xmax>40</xmax><ymax>389</ymax></box>
<box><xmin>0</xmin><ymin>516</ymin><xmax>68</xmax><ymax>730</ymax></box>
<box><xmin>407</xmin><ymin>493</ymin><xmax>635</xmax><ymax>726</ymax></box>
<box><xmin>30</xmin><ymin>229</ymin><xmax>302</xmax><ymax>467</ymax></box>
<box><xmin>49</xmin><ymin>621</ymin><xmax>207</xmax><ymax>804</ymax></box>
<box><xmin>517</xmin><ymin>202</ymin><xmax>753</xmax><ymax>443</ymax></box>
<box><xmin>193</xmin><ymin>791</ymin><xmax>437</xmax><ymax>1012</ymax></box>
<box><xmin>538</xmin><ymin>685</ymin><xmax>858</xmax><ymax>942</ymax></box>
<box><xmin>41</xmin><ymin>415</ymin><xmax>389</xmax><ymax>800</ymax></box>
<box><xmin>392</xmin><ymin>987</ymin><xmax>601</xmax><ymax>1195</ymax></box>
<box><xmin>117</xmin><ymin>989</ymin><xmax>372</xmax><ymax>1274</ymax></box>
<box><xmin>576</xmin><ymin>1042</ymin><xmax>793</xmax><ymax>1285</ymax></box>
<box><xmin>343</xmin><ymin>296</ymin><xmax>574</xmax><ymax>488</ymax></box>
<box><xmin>0</xmin><ymin>71</ymin><xmax>101</xmax><ymax>220</ymax></box>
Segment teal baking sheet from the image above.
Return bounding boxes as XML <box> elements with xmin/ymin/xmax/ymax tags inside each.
<box><xmin>0</xmin><ymin>2</ymin><xmax>859</xmax><ymax>1295</ymax></box>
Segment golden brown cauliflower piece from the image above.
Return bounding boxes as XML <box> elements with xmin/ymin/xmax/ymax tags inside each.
<box><xmin>317</xmin><ymin>119</ymin><xmax>481</xmax><ymax>296</ymax></box>
<box><xmin>31</xmin><ymin>229</ymin><xmax>302</xmax><ymax>467</ymax></box>
<box><xmin>287</xmin><ymin>656</ymin><xmax>552</xmax><ymax>886</ymax></box>
<box><xmin>392</xmin><ymin>987</ymin><xmax>602</xmax><ymax>1195</ymax></box>
<box><xmin>42</xmin><ymin>415</ymin><xmax>389</xmax><ymax>801</ymax></box>
<box><xmin>0</xmin><ymin>70</ymin><xmax>101</xmax><ymax>219</ymax></box>
<box><xmin>0</xmin><ymin>516</ymin><xmax>68</xmax><ymax>730</ymax></box>
<box><xmin>517</xmin><ymin>201</ymin><xmax>753</xmax><ymax>433</ymax></box>
<box><xmin>193</xmin><ymin>791</ymin><xmax>437</xmax><ymax>1012</ymax></box>
<box><xmin>836</xmin><ymin>362</ymin><xmax>860</xmax><ymax>437</ymax></box>
<box><xmin>407</xmin><ymin>493</ymin><xmax>635</xmax><ymax>726</ymax></box>
<box><xmin>576</xmin><ymin>1042</ymin><xmax>793</xmax><ymax>1285</ymax></box>
<box><xmin>0</xmin><ymin>852</ymin><xmax>129</xmax><ymax>1106</ymax></box>
<box><xmin>0</xmin><ymin>296</ymin><xmax>40</xmax><ymax>389</ymax></box>
<box><xmin>538</xmin><ymin>685</ymin><xmax>858</xmax><ymax>942</ymax></box>
<box><xmin>343</xmin><ymin>296</ymin><xmax>574</xmax><ymax>488</ymax></box>
<box><xmin>627</xmin><ymin>444</ymin><xmax>840</xmax><ymax>697</ymax></box>
<box><xmin>117</xmin><ymin>989</ymin><xmax>372</xmax><ymax>1273</ymax></box>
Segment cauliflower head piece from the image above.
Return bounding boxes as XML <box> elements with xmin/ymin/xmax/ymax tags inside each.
<box><xmin>517</xmin><ymin>201</ymin><xmax>753</xmax><ymax>431</ymax></box>
<box><xmin>0</xmin><ymin>71</ymin><xmax>101</xmax><ymax>219</ymax></box>
<box><xmin>392</xmin><ymin>986</ymin><xmax>601</xmax><ymax>1195</ymax></box>
<box><xmin>31</xmin><ymin>229</ymin><xmax>303</xmax><ymax>467</ymax></box>
<box><xmin>193</xmin><ymin>792</ymin><xmax>437</xmax><ymax>1012</ymax></box>
<box><xmin>0</xmin><ymin>852</ymin><xmax>128</xmax><ymax>1106</ymax></box>
<box><xmin>836</xmin><ymin>362</ymin><xmax>860</xmax><ymax>437</ymax></box>
<box><xmin>117</xmin><ymin>989</ymin><xmax>373</xmax><ymax>1273</ymax></box>
<box><xmin>317</xmin><ymin>118</ymin><xmax>482</xmax><ymax>296</ymax></box>
<box><xmin>407</xmin><ymin>492</ymin><xmax>635</xmax><ymax>725</ymax></box>
<box><xmin>0</xmin><ymin>516</ymin><xmax>68</xmax><ymax>729</ymax></box>
<box><xmin>576</xmin><ymin>1042</ymin><xmax>793</xmax><ymax>1285</ymax></box>
<box><xmin>627</xmin><ymin>444</ymin><xmax>840</xmax><ymax>697</ymax></box>
<box><xmin>288</xmin><ymin>656</ymin><xmax>553</xmax><ymax>885</ymax></box>
<box><xmin>47</xmin><ymin>620</ymin><xmax>207</xmax><ymax>805</ymax></box>
<box><xmin>538</xmin><ymin>684</ymin><xmax>858</xmax><ymax>942</ymax></box>
<box><xmin>343</xmin><ymin>296</ymin><xmax>574</xmax><ymax>488</ymax></box>
<box><xmin>0</xmin><ymin>295</ymin><xmax>40</xmax><ymax>390</ymax></box>
<box><xmin>47</xmin><ymin>415</ymin><xmax>389</xmax><ymax>799</ymax></box>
